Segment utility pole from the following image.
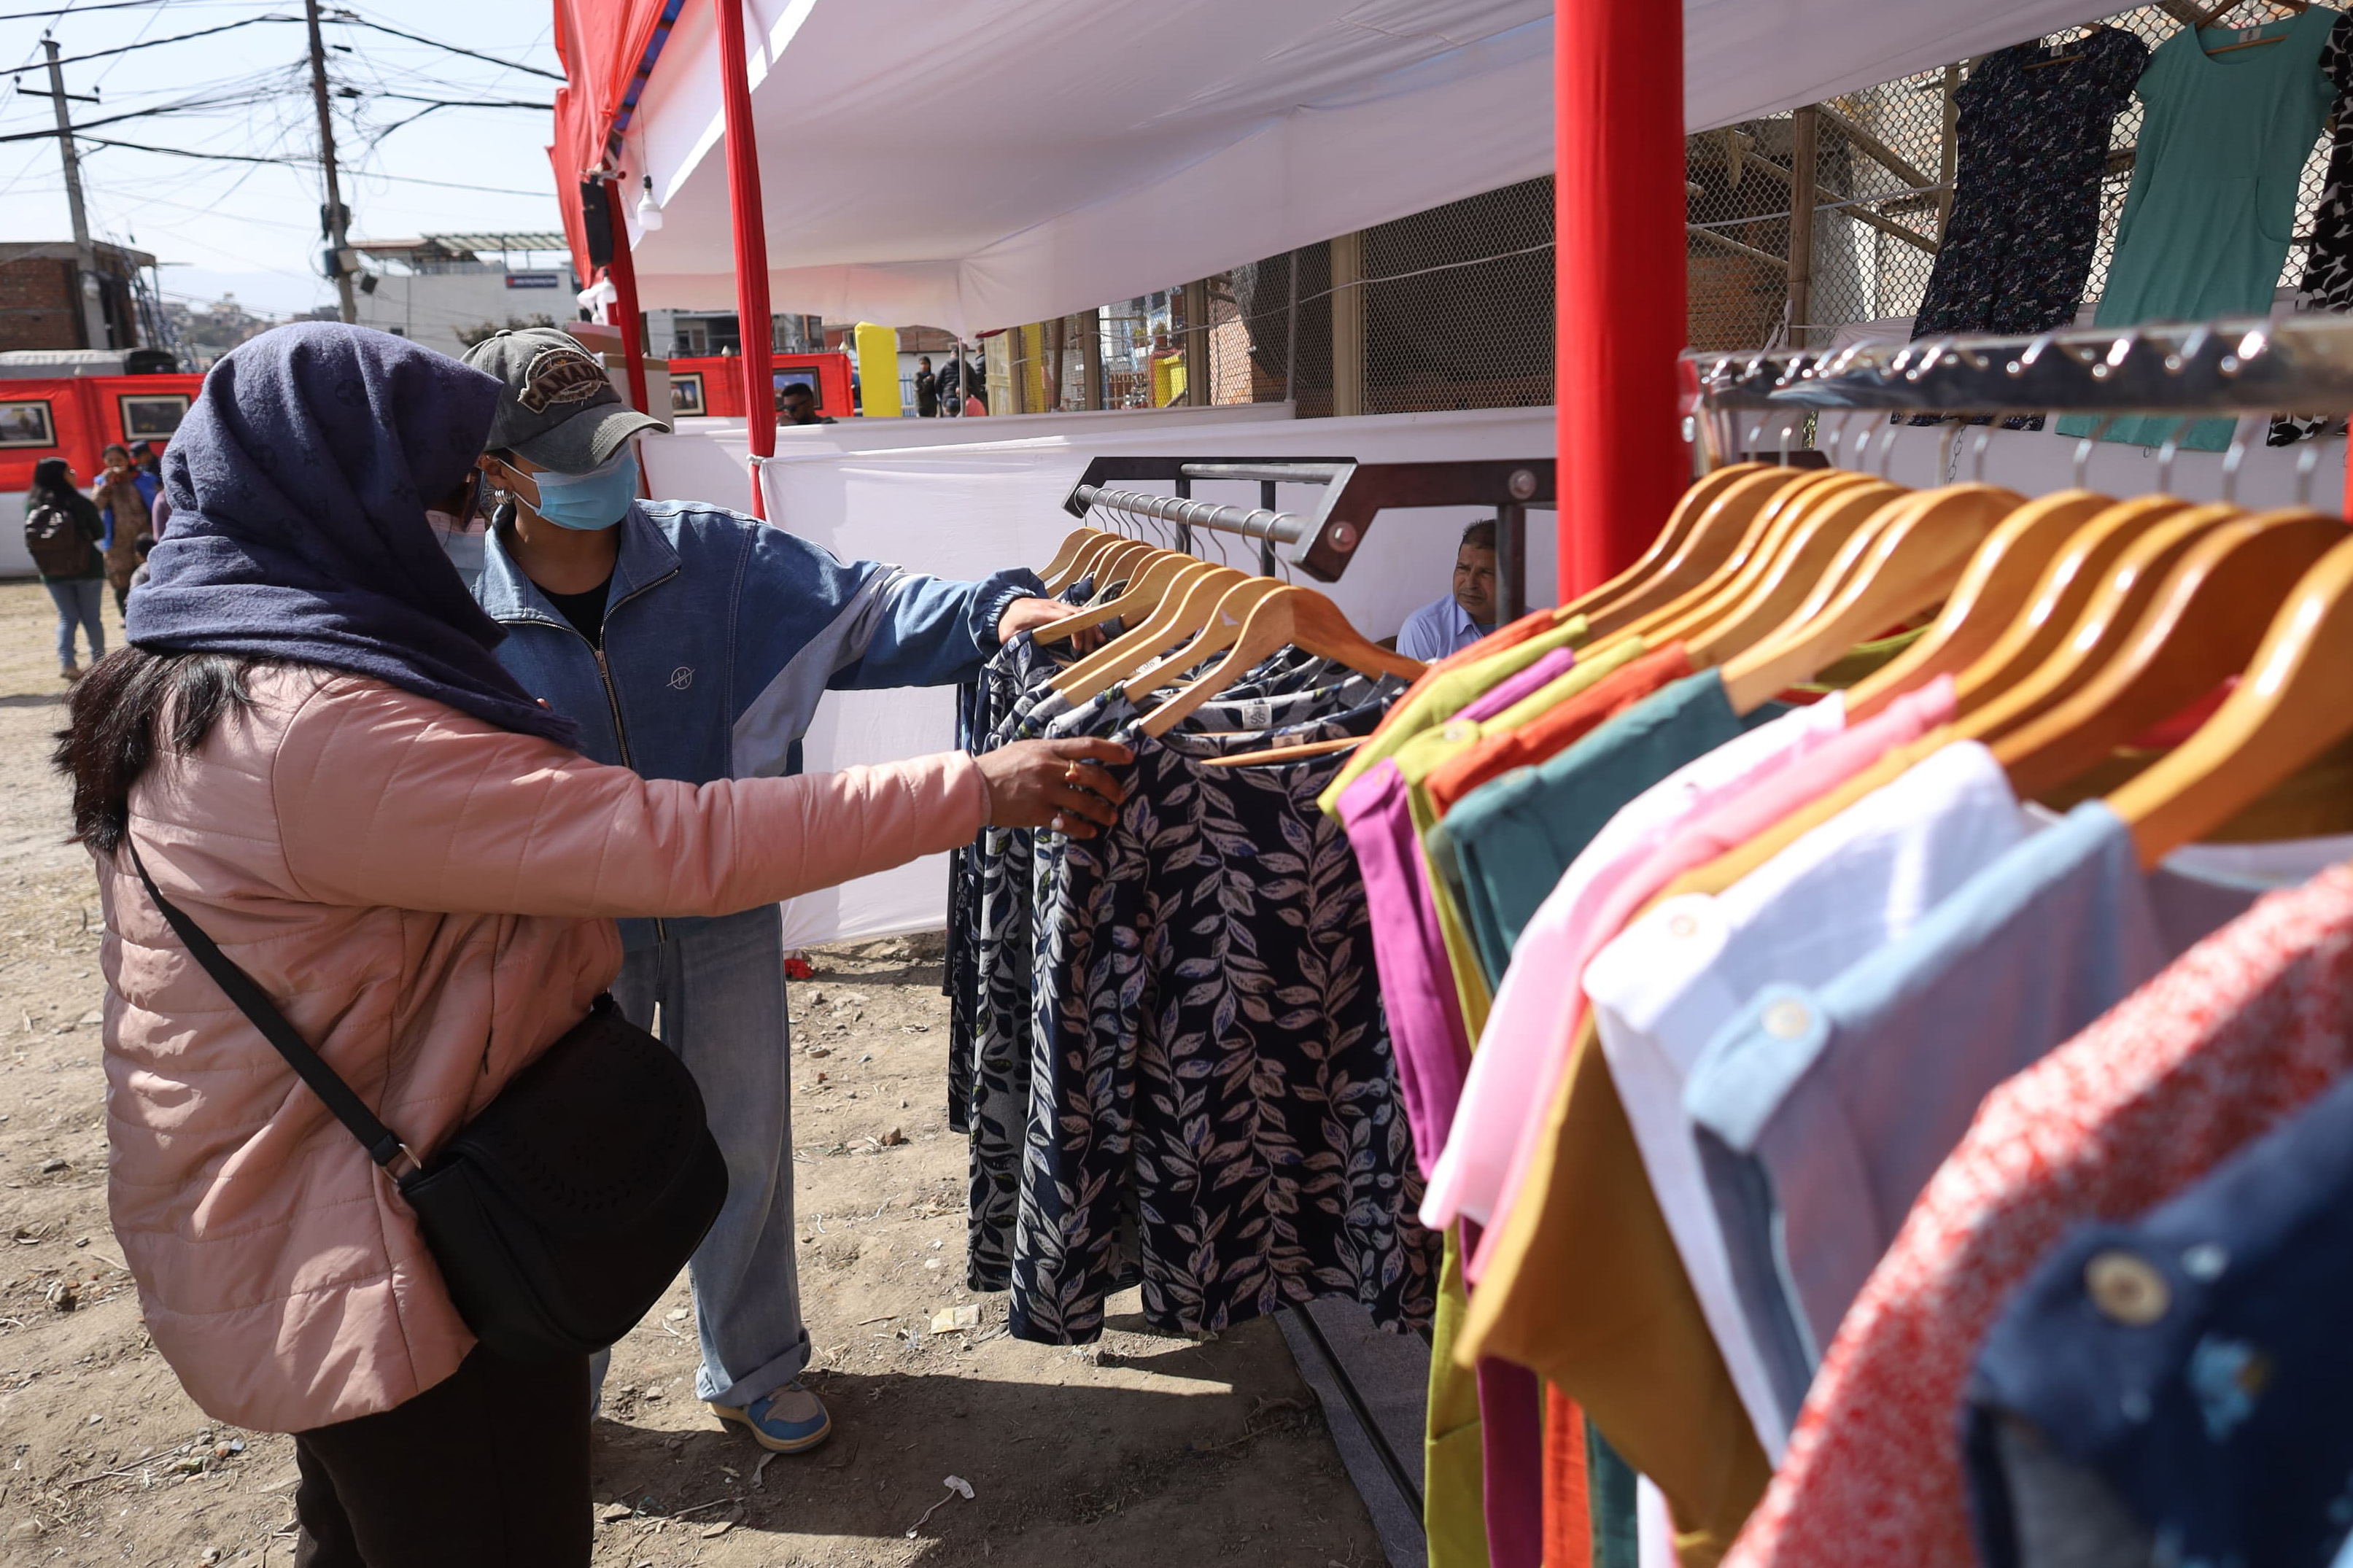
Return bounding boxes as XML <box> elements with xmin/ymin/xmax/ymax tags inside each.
<box><xmin>41</xmin><ymin>39</ymin><xmax>110</xmax><ymax>350</ymax></box>
<box><xmin>304</xmin><ymin>0</ymin><xmax>356</xmax><ymax>323</ymax></box>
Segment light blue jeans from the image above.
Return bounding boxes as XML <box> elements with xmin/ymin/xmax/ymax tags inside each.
<box><xmin>591</xmin><ymin>904</ymin><xmax>808</xmax><ymax>1408</ymax></box>
<box><xmin>46</xmin><ymin>578</ymin><xmax>104</xmax><ymax>669</ymax></box>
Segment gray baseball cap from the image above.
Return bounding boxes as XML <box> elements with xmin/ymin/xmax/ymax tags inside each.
<box><xmin>461</xmin><ymin>326</ymin><xmax>669</xmax><ymax>473</ymax></box>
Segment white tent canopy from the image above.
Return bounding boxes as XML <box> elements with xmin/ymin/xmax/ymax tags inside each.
<box><xmin>622</xmin><ymin>0</ymin><xmax>2123</xmax><ymax>336</ymax></box>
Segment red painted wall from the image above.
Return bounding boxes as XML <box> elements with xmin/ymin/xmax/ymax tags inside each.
<box><xmin>0</xmin><ymin>373</ymin><xmax>206</xmax><ymax>492</ymax></box>
<box><xmin>666</xmin><ymin>353</ymin><xmax>853</xmax><ymax>422</ymax></box>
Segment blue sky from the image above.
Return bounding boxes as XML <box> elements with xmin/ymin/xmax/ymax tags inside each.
<box><xmin>0</xmin><ymin>0</ymin><xmax>568</xmax><ymax>317</ymax></box>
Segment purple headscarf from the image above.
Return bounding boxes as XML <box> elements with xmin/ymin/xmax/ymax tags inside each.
<box><xmin>126</xmin><ymin>322</ymin><xmax>577</xmax><ymax>747</ymax></box>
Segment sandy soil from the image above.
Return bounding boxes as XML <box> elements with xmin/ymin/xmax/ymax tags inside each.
<box><xmin>0</xmin><ymin>581</ymin><xmax>1385</xmax><ymax>1567</ymax></box>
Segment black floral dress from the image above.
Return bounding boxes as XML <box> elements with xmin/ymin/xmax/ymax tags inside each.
<box><xmin>2273</xmin><ymin>10</ymin><xmax>2353</xmax><ymax>446</ymax></box>
<box><xmin>1913</xmin><ymin>28</ymin><xmax>2147</xmax><ymax>341</ymax></box>
<box><xmin>1906</xmin><ymin>28</ymin><xmax>2147</xmax><ymax>430</ymax></box>
<box><xmin>961</xmin><ymin>657</ymin><xmax>1393</xmax><ymax>1292</ymax></box>
<box><xmin>1009</xmin><ymin>708</ymin><xmax>1440</xmax><ymax>1344</ymax></box>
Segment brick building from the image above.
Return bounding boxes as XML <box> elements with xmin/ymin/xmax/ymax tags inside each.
<box><xmin>0</xmin><ymin>241</ymin><xmax>154</xmax><ymax>353</ymax></box>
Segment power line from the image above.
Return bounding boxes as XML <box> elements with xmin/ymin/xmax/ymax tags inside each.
<box><xmin>0</xmin><ymin>0</ymin><xmax>263</xmax><ymax>20</ymax></box>
<box><xmin>25</xmin><ymin>14</ymin><xmax>295</xmax><ymax>67</ymax></box>
<box><xmin>70</xmin><ymin>131</ymin><xmax>554</xmax><ymax>196</ymax></box>
<box><xmin>0</xmin><ymin>83</ymin><xmax>301</xmax><ymax>141</ymax></box>
<box><xmin>323</xmin><ymin>12</ymin><xmax>561</xmax><ymax>82</ymax></box>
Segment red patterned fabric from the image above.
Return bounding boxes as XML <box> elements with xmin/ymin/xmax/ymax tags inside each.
<box><xmin>1726</xmin><ymin>863</ymin><xmax>2353</xmax><ymax>1568</ymax></box>
<box><xmin>1546</xmin><ymin>1389</ymin><xmax>1591</xmax><ymax>1568</ymax></box>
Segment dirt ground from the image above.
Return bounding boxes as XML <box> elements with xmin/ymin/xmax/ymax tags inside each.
<box><xmin>0</xmin><ymin>581</ymin><xmax>1387</xmax><ymax>1567</ymax></box>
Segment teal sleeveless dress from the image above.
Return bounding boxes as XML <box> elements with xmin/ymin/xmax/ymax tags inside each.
<box><xmin>2058</xmin><ymin>6</ymin><xmax>2338</xmax><ymax>450</ymax></box>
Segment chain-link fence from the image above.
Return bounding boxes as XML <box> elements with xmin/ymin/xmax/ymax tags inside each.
<box><xmin>950</xmin><ymin>7</ymin><xmax>2342</xmax><ymax>414</ymax></box>
<box><xmin>1696</xmin><ymin>5</ymin><xmax>2337</xmax><ymax>349</ymax></box>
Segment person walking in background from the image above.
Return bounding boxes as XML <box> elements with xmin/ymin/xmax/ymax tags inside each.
<box><xmin>24</xmin><ymin>457</ymin><xmax>106</xmax><ymax>681</ymax></box>
<box><xmin>63</xmin><ymin>322</ymin><xmax>1125</xmax><ymax>1567</ymax></box>
<box><xmin>915</xmin><ymin>354</ymin><xmax>938</xmax><ymax>417</ymax></box>
<box><xmin>1395</xmin><ymin>518</ymin><xmax>1500</xmax><ymax>661</ymax></box>
<box><xmin>94</xmin><ymin>443</ymin><xmax>158</xmax><ymax>613</ymax></box>
<box><xmin>962</xmin><ymin>354</ymin><xmax>988</xmax><ymax>414</ymax></box>
<box><xmin>935</xmin><ymin>352</ymin><xmax>961</xmax><ymax>417</ymax></box>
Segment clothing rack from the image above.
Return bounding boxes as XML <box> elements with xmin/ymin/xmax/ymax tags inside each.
<box><xmin>1063</xmin><ymin>456</ymin><xmax>1557</xmax><ymax>621</ymax></box>
<box><xmin>1686</xmin><ymin>314</ymin><xmax>2353</xmax><ymax>471</ymax></box>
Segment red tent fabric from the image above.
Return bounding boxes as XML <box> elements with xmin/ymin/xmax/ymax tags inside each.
<box><xmin>548</xmin><ymin>0</ymin><xmax>681</xmax><ymax>284</ymax></box>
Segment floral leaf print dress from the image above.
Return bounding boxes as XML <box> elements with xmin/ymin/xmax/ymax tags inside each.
<box><xmin>1010</xmin><ymin>707</ymin><xmax>1441</xmax><ymax>1344</ymax></box>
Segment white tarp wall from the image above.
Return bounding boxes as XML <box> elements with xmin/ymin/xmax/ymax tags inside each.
<box><xmin>640</xmin><ymin>405</ymin><xmax>1559</xmax><ymax>947</ymax></box>
<box><xmin>620</xmin><ymin>0</ymin><xmax>2127</xmax><ymax>335</ymax></box>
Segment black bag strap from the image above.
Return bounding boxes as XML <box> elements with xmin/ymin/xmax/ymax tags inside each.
<box><xmin>126</xmin><ymin>840</ymin><xmax>417</xmax><ymax>1176</ymax></box>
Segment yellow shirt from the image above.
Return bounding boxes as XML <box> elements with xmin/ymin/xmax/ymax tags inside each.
<box><xmin>1386</xmin><ymin>637</ymin><xmax>1650</xmax><ymax>1035</ymax></box>
<box><xmin>1318</xmin><ymin>614</ymin><xmax>1590</xmax><ymax>815</ymax></box>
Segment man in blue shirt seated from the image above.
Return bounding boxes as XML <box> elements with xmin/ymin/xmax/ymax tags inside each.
<box><xmin>1396</xmin><ymin>518</ymin><xmax>1498</xmax><ymax>661</ymax></box>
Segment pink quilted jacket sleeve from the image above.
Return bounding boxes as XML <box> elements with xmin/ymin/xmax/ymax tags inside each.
<box><xmin>268</xmin><ymin>675</ymin><xmax>990</xmax><ymax>916</ymax></box>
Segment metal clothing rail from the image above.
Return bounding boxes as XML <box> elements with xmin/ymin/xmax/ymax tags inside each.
<box><xmin>1686</xmin><ymin>315</ymin><xmax>2353</xmax><ymax>468</ymax></box>
<box><xmin>1061</xmin><ymin>455</ymin><xmax>1557</xmax><ymax>620</ymax></box>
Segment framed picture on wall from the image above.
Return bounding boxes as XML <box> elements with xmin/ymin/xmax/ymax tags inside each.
<box><xmin>670</xmin><ymin>372</ymin><xmax>705</xmax><ymax>418</ymax></box>
<box><xmin>0</xmin><ymin>400</ymin><xmax>57</xmax><ymax>449</ymax></box>
<box><xmin>119</xmin><ymin>392</ymin><xmax>190</xmax><ymax>443</ymax></box>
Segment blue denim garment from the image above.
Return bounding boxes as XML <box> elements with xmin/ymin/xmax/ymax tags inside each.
<box><xmin>1445</xmin><ymin>673</ymin><xmax>1788</xmax><ymax>984</ymax></box>
<box><xmin>476</xmin><ymin>498</ymin><xmax>1039</xmax><ymax>950</ymax></box>
<box><xmin>591</xmin><ymin>903</ymin><xmax>807</xmax><ymax>1409</ymax></box>
<box><xmin>1682</xmin><ymin>803</ymin><xmax>2251</xmax><ymax>1427</ymax></box>
<box><xmin>1966</xmin><ymin>1066</ymin><xmax>2353</xmax><ymax>1568</ymax></box>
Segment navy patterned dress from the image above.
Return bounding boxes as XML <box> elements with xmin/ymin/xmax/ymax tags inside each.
<box><xmin>1009</xmin><ymin>709</ymin><xmax>1440</xmax><ymax>1344</ymax></box>
<box><xmin>2274</xmin><ymin>11</ymin><xmax>2353</xmax><ymax>445</ymax></box>
<box><xmin>1912</xmin><ymin>28</ymin><xmax>2147</xmax><ymax>342</ymax></box>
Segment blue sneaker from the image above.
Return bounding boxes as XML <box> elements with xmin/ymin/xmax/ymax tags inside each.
<box><xmin>709</xmin><ymin>1381</ymin><xmax>832</xmax><ymax>1453</ymax></box>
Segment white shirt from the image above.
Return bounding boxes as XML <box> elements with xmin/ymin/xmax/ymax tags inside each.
<box><xmin>1395</xmin><ymin>594</ymin><xmax>1492</xmax><ymax>661</ymax></box>
<box><xmin>1420</xmin><ymin>694</ymin><xmax>1848</xmax><ymax>1232</ymax></box>
<box><xmin>1583</xmin><ymin>740</ymin><xmax>2028</xmax><ymax>1456</ymax></box>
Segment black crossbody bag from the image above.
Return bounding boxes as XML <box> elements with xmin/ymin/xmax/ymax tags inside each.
<box><xmin>128</xmin><ymin>842</ymin><xmax>727</xmax><ymax>1362</ymax></box>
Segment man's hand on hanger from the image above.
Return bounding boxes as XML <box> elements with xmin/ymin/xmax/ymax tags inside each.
<box><xmin>999</xmin><ymin>596</ymin><xmax>1107</xmax><ymax>652</ymax></box>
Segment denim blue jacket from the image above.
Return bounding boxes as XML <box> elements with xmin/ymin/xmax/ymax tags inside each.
<box><xmin>472</xmin><ymin>499</ymin><xmax>1042</xmax><ymax>950</ymax></box>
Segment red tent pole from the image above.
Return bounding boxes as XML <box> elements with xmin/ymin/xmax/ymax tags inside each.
<box><xmin>602</xmin><ymin>178</ymin><xmax>653</xmax><ymax>419</ymax></box>
<box><xmin>1556</xmin><ymin>0</ymin><xmax>1688</xmax><ymax>599</ymax></box>
<box><xmin>713</xmin><ymin>0</ymin><xmax>775</xmax><ymax>519</ymax></box>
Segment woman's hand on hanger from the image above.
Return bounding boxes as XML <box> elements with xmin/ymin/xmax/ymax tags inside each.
<box><xmin>999</xmin><ymin>596</ymin><xmax>1108</xmax><ymax>652</ymax></box>
<box><xmin>974</xmin><ymin>737</ymin><xmax>1133</xmax><ymax>838</ymax></box>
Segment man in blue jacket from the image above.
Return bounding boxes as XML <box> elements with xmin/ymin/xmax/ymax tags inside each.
<box><xmin>460</xmin><ymin>328</ymin><xmax>1072</xmax><ymax>1454</ymax></box>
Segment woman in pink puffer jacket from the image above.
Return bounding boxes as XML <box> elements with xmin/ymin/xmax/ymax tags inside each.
<box><xmin>55</xmin><ymin>325</ymin><xmax>1125</xmax><ymax>1568</ymax></box>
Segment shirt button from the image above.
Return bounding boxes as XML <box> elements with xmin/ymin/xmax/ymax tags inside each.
<box><xmin>2085</xmin><ymin>1251</ymin><xmax>2171</xmax><ymax>1326</ymax></box>
<box><xmin>1667</xmin><ymin>912</ymin><xmax>1701</xmax><ymax>940</ymax></box>
<box><xmin>1763</xmin><ymin>999</ymin><xmax>1811</xmax><ymax>1039</ymax></box>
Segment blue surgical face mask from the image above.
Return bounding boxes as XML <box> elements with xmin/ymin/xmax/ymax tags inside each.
<box><xmin>527</xmin><ymin>446</ymin><xmax>639</xmax><ymax>531</ymax></box>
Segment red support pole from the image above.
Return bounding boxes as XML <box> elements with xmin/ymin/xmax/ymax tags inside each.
<box><xmin>602</xmin><ymin>178</ymin><xmax>652</xmax><ymax>420</ymax></box>
<box><xmin>713</xmin><ymin>0</ymin><xmax>775</xmax><ymax>519</ymax></box>
<box><xmin>1556</xmin><ymin>0</ymin><xmax>1689</xmax><ymax>599</ymax></box>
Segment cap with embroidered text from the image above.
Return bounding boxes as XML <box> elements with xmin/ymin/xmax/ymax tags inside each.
<box><xmin>461</xmin><ymin>325</ymin><xmax>668</xmax><ymax>473</ymax></box>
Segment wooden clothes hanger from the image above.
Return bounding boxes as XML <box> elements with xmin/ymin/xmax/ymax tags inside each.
<box><xmin>1842</xmin><ymin>489</ymin><xmax>2115</xmax><ymax>721</ymax></box>
<box><xmin>1636</xmin><ymin>472</ymin><xmax>1893</xmax><ymax>651</ymax></box>
<box><xmin>1562</xmin><ymin>462</ymin><xmax>1766</xmax><ymax>626</ymax></box>
<box><xmin>1032</xmin><ymin>552</ymin><xmax>1203</xmax><ymax>647</ymax></box>
<box><xmin>2112</xmin><ymin>532</ymin><xmax>2353</xmax><ymax>865</ymax></box>
<box><xmin>1599</xmin><ymin>467</ymin><xmax>1866</xmax><ymax>651</ymax></box>
<box><xmin>1085</xmin><ymin>537</ymin><xmax>1160</xmax><ymax>592</ymax></box>
<box><xmin>1719</xmin><ymin>484</ymin><xmax>2026</xmax><ymax>714</ymax></box>
<box><xmin>1039</xmin><ymin>525</ymin><xmax>1117</xmax><ymax>594</ymax></box>
<box><xmin>1950</xmin><ymin>494</ymin><xmax>2194</xmax><ymax>717</ymax></box>
<box><xmin>1681</xmin><ymin>482</ymin><xmax>1915</xmax><ymax>667</ymax></box>
<box><xmin>1051</xmin><ymin>565</ymin><xmax>1251</xmax><ymax>700</ymax></box>
<box><xmin>1580</xmin><ymin>465</ymin><xmax>1823</xmax><ymax>640</ymax></box>
<box><xmin>1138</xmin><ymin>586</ymin><xmax>1423</xmax><ymax>737</ymax></box>
<box><xmin>1118</xmin><ymin>575</ymin><xmax>1292</xmax><ymax>701</ymax></box>
<box><xmin>1996</xmin><ymin>511</ymin><xmax>2347</xmax><ymax>802</ymax></box>
<box><xmin>2198</xmin><ymin>0</ymin><xmax>2306</xmax><ymax>53</ymax></box>
<box><xmin>1953</xmin><ymin>503</ymin><xmax>2244</xmax><ymax>748</ymax></box>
